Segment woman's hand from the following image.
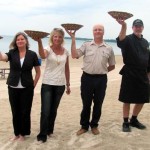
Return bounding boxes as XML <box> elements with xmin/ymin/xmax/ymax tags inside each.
<box><xmin>66</xmin><ymin>86</ymin><xmax>71</xmax><ymax>95</ymax></box>
<box><xmin>0</xmin><ymin>51</ymin><xmax>8</xmax><ymax>61</ymax></box>
<box><xmin>31</xmin><ymin>37</ymin><xmax>41</xmax><ymax>42</ymax></box>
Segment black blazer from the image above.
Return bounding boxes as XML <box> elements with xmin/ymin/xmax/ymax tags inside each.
<box><xmin>6</xmin><ymin>49</ymin><xmax>40</xmax><ymax>87</ymax></box>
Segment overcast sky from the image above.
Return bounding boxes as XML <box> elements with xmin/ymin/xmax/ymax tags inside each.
<box><xmin>0</xmin><ymin>0</ymin><xmax>150</xmax><ymax>40</ymax></box>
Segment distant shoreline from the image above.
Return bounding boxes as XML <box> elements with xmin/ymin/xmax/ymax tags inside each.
<box><xmin>1</xmin><ymin>35</ymin><xmax>150</xmax><ymax>44</ymax></box>
<box><xmin>65</xmin><ymin>37</ymin><xmax>150</xmax><ymax>44</ymax></box>
<box><xmin>0</xmin><ymin>35</ymin><xmax>117</xmax><ymax>43</ymax></box>
<box><xmin>64</xmin><ymin>36</ymin><xmax>117</xmax><ymax>43</ymax></box>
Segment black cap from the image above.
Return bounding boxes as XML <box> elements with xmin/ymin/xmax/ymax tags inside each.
<box><xmin>132</xmin><ymin>19</ymin><xmax>144</xmax><ymax>26</ymax></box>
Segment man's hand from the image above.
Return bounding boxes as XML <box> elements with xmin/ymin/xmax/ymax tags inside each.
<box><xmin>116</xmin><ymin>18</ymin><xmax>126</xmax><ymax>26</ymax></box>
<box><xmin>64</xmin><ymin>29</ymin><xmax>76</xmax><ymax>39</ymax></box>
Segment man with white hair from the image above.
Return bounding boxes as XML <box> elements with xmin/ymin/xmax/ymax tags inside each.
<box><xmin>65</xmin><ymin>24</ymin><xmax>115</xmax><ymax>135</ymax></box>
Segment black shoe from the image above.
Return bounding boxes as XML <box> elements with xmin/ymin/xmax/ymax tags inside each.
<box><xmin>130</xmin><ymin>119</ymin><xmax>146</xmax><ymax>129</ymax></box>
<box><xmin>122</xmin><ymin>122</ymin><xmax>131</xmax><ymax>132</ymax></box>
<box><xmin>37</xmin><ymin>134</ymin><xmax>47</xmax><ymax>143</ymax></box>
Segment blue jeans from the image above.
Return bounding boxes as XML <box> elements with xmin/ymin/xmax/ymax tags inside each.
<box><xmin>37</xmin><ymin>84</ymin><xmax>65</xmax><ymax>142</ymax></box>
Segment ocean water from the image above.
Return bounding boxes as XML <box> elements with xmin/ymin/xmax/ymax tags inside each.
<box><xmin>0</xmin><ymin>35</ymin><xmax>121</xmax><ymax>55</ymax></box>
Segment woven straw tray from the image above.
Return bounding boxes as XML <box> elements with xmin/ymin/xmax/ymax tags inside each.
<box><xmin>0</xmin><ymin>36</ymin><xmax>3</xmax><ymax>39</ymax></box>
<box><xmin>108</xmin><ymin>11</ymin><xmax>133</xmax><ymax>20</ymax></box>
<box><xmin>24</xmin><ymin>30</ymin><xmax>49</xmax><ymax>39</ymax></box>
<box><xmin>61</xmin><ymin>23</ymin><xmax>83</xmax><ymax>30</ymax></box>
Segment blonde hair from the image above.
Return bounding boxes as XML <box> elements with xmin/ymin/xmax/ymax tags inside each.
<box><xmin>9</xmin><ymin>32</ymin><xmax>30</xmax><ymax>50</ymax></box>
<box><xmin>49</xmin><ymin>28</ymin><xmax>65</xmax><ymax>46</ymax></box>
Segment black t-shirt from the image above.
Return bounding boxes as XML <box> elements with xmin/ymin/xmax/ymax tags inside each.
<box><xmin>116</xmin><ymin>34</ymin><xmax>150</xmax><ymax>71</ymax></box>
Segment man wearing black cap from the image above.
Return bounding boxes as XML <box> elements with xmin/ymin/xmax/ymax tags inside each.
<box><xmin>116</xmin><ymin>18</ymin><xmax>150</xmax><ymax>132</ymax></box>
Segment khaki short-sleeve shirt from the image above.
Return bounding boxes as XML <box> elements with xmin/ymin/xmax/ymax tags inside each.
<box><xmin>77</xmin><ymin>40</ymin><xmax>115</xmax><ymax>74</ymax></box>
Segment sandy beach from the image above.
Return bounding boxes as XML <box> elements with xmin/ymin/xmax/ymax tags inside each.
<box><xmin>0</xmin><ymin>55</ymin><xmax>150</xmax><ymax>150</ymax></box>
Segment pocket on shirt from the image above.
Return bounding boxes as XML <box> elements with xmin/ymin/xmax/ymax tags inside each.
<box><xmin>102</xmin><ymin>51</ymin><xmax>110</xmax><ymax>58</ymax></box>
<box><xmin>84</xmin><ymin>51</ymin><xmax>94</xmax><ymax>63</ymax></box>
<box><xmin>102</xmin><ymin>52</ymin><xmax>110</xmax><ymax>61</ymax></box>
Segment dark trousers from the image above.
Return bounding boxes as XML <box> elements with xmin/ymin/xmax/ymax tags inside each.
<box><xmin>80</xmin><ymin>72</ymin><xmax>107</xmax><ymax>130</ymax></box>
<box><xmin>37</xmin><ymin>84</ymin><xmax>65</xmax><ymax>141</ymax></box>
<box><xmin>8</xmin><ymin>86</ymin><xmax>34</xmax><ymax>136</ymax></box>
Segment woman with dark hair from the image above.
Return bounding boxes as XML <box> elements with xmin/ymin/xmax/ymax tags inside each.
<box><xmin>32</xmin><ymin>28</ymin><xmax>70</xmax><ymax>143</ymax></box>
<box><xmin>0</xmin><ymin>32</ymin><xmax>41</xmax><ymax>141</ymax></box>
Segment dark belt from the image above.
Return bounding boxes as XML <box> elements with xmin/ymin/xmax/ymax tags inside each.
<box><xmin>83</xmin><ymin>71</ymin><xmax>106</xmax><ymax>77</ymax></box>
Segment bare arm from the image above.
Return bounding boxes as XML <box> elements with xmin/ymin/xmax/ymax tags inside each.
<box><xmin>116</xmin><ymin>19</ymin><xmax>127</xmax><ymax>41</ymax></box>
<box><xmin>65</xmin><ymin>29</ymin><xmax>79</xmax><ymax>59</ymax></box>
<box><xmin>0</xmin><ymin>51</ymin><xmax>8</xmax><ymax>61</ymax></box>
<box><xmin>32</xmin><ymin>38</ymin><xmax>48</xmax><ymax>59</ymax></box>
<box><xmin>71</xmin><ymin>36</ymin><xmax>79</xmax><ymax>59</ymax></box>
<box><xmin>33</xmin><ymin>66</ymin><xmax>41</xmax><ymax>87</ymax></box>
<box><xmin>65</xmin><ymin>56</ymin><xmax>71</xmax><ymax>94</ymax></box>
<box><xmin>107</xmin><ymin>65</ymin><xmax>115</xmax><ymax>72</ymax></box>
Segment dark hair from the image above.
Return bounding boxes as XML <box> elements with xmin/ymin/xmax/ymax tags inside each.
<box><xmin>9</xmin><ymin>32</ymin><xmax>30</xmax><ymax>50</ymax></box>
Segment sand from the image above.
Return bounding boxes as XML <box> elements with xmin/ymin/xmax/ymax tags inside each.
<box><xmin>0</xmin><ymin>55</ymin><xmax>150</xmax><ymax>150</ymax></box>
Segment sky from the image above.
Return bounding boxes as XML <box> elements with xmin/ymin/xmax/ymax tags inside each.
<box><xmin>0</xmin><ymin>0</ymin><xmax>150</xmax><ymax>40</ymax></box>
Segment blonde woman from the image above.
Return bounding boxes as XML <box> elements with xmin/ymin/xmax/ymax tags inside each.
<box><xmin>32</xmin><ymin>28</ymin><xmax>70</xmax><ymax>143</ymax></box>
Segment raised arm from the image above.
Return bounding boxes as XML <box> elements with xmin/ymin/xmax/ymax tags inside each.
<box><xmin>32</xmin><ymin>38</ymin><xmax>48</xmax><ymax>59</ymax></box>
<box><xmin>116</xmin><ymin>19</ymin><xmax>127</xmax><ymax>41</ymax></box>
<box><xmin>0</xmin><ymin>51</ymin><xmax>8</xmax><ymax>61</ymax></box>
<box><xmin>64</xmin><ymin>29</ymin><xmax>79</xmax><ymax>59</ymax></box>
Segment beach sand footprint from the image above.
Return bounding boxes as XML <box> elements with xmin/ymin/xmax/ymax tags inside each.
<box><xmin>80</xmin><ymin>136</ymin><xmax>102</xmax><ymax>149</ymax></box>
<box><xmin>67</xmin><ymin>130</ymin><xmax>102</xmax><ymax>149</ymax></box>
<box><xmin>0</xmin><ymin>140</ymin><xmax>18</xmax><ymax>150</ymax></box>
<box><xmin>29</xmin><ymin>137</ymin><xmax>59</xmax><ymax>149</ymax></box>
<box><xmin>107</xmin><ymin>122</ymin><xmax>145</xmax><ymax>138</ymax></box>
<box><xmin>67</xmin><ymin>131</ymin><xmax>79</xmax><ymax>146</ymax></box>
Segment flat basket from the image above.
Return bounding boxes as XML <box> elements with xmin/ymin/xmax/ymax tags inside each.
<box><xmin>108</xmin><ymin>11</ymin><xmax>133</xmax><ymax>20</ymax></box>
<box><xmin>24</xmin><ymin>30</ymin><xmax>49</xmax><ymax>39</ymax></box>
<box><xmin>61</xmin><ymin>23</ymin><xmax>83</xmax><ymax>30</ymax></box>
